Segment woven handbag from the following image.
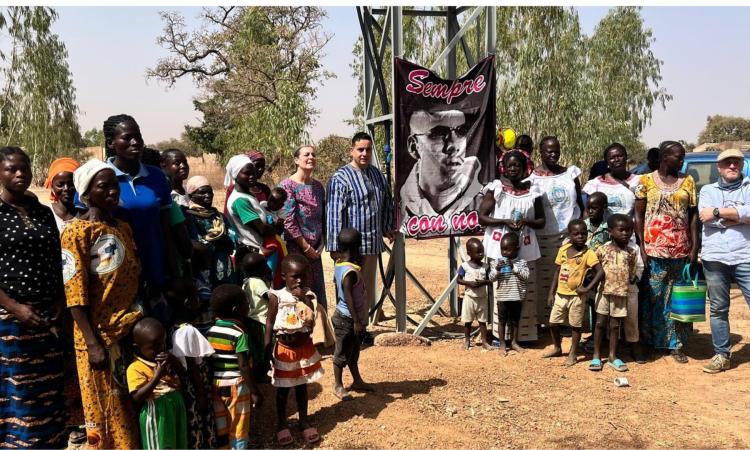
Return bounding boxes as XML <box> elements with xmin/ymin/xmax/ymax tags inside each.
<box><xmin>669</xmin><ymin>263</ymin><xmax>707</xmax><ymax>323</ymax></box>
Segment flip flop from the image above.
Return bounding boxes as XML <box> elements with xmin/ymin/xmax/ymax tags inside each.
<box><xmin>303</xmin><ymin>427</ymin><xmax>320</xmax><ymax>444</ymax></box>
<box><xmin>607</xmin><ymin>359</ymin><xmax>629</xmax><ymax>372</ymax></box>
<box><xmin>588</xmin><ymin>358</ymin><xmax>603</xmax><ymax>371</ymax></box>
<box><xmin>277</xmin><ymin>428</ymin><xmax>293</xmax><ymax>446</ymax></box>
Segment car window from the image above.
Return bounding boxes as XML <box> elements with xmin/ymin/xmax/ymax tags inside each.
<box><xmin>685</xmin><ymin>162</ymin><xmax>719</xmax><ymax>192</ymax></box>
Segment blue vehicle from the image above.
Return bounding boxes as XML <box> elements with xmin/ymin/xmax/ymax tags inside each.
<box><xmin>681</xmin><ymin>151</ymin><xmax>750</xmax><ymax>192</ymax></box>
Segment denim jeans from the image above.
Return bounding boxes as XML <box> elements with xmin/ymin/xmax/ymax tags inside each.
<box><xmin>702</xmin><ymin>260</ymin><xmax>750</xmax><ymax>357</ymax></box>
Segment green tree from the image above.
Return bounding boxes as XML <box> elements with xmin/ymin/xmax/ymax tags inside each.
<box><xmin>315</xmin><ymin>134</ymin><xmax>350</xmax><ymax>183</ymax></box>
<box><xmin>150</xmin><ymin>131</ymin><xmax>202</xmax><ymax>157</ymax></box>
<box><xmin>349</xmin><ymin>6</ymin><xmax>666</xmax><ymax>176</ymax></box>
<box><xmin>80</xmin><ymin>127</ymin><xmax>104</xmax><ymax>148</ymax></box>
<box><xmin>697</xmin><ymin>115</ymin><xmax>750</xmax><ymax>144</ymax></box>
<box><xmin>495</xmin><ymin>7</ymin><xmax>586</xmax><ymax>160</ymax></box>
<box><xmin>582</xmin><ymin>6</ymin><xmax>669</xmax><ymax>165</ymax></box>
<box><xmin>0</xmin><ymin>6</ymin><xmax>81</xmax><ymax>182</ymax></box>
<box><xmin>148</xmin><ymin>7</ymin><xmax>332</xmax><ymax>164</ymax></box>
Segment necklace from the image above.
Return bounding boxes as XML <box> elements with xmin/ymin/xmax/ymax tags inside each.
<box><xmin>654</xmin><ymin>172</ymin><xmax>681</xmax><ymax>191</ymax></box>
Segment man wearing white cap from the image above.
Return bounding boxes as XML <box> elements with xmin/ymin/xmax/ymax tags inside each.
<box><xmin>399</xmin><ymin>109</ymin><xmax>482</xmax><ymax>231</ymax></box>
<box><xmin>698</xmin><ymin>148</ymin><xmax>750</xmax><ymax>373</ymax></box>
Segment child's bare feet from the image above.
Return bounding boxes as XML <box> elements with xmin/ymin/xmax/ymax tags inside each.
<box><xmin>541</xmin><ymin>347</ymin><xmax>563</xmax><ymax>358</ymax></box>
<box><xmin>511</xmin><ymin>342</ymin><xmax>526</xmax><ymax>353</ymax></box>
<box><xmin>464</xmin><ymin>339</ymin><xmax>471</xmax><ymax>351</ymax></box>
<box><xmin>333</xmin><ymin>385</ymin><xmax>352</xmax><ymax>401</ymax></box>
<box><xmin>481</xmin><ymin>343</ymin><xmax>494</xmax><ymax>351</ymax></box>
<box><xmin>497</xmin><ymin>341</ymin><xmax>507</xmax><ymax>356</ymax></box>
<box><xmin>565</xmin><ymin>353</ymin><xmax>579</xmax><ymax>366</ymax></box>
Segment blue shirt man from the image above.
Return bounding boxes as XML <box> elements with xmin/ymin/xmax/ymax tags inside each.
<box><xmin>698</xmin><ymin>148</ymin><xmax>750</xmax><ymax>373</ymax></box>
<box><xmin>327</xmin><ymin>132</ymin><xmax>395</xmax><ymax>324</ymax></box>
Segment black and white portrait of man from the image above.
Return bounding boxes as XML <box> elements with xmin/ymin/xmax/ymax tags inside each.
<box><xmin>399</xmin><ymin>109</ymin><xmax>483</xmax><ymax>220</ymax></box>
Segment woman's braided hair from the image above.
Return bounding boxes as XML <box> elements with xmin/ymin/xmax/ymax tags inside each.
<box><xmin>103</xmin><ymin>114</ymin><xmax>138</xmax><ymax>158</ymax></box>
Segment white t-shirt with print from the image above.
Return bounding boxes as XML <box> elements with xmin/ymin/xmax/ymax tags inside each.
<box><xmin>526</xmin><ymin>166</ymin><xmax>581</xmax><ymax>236</ymax></box>
<box><xmin>582</xmin><ymin>174</ymin><xmax>641</xmax><ymax>217</ymax></box>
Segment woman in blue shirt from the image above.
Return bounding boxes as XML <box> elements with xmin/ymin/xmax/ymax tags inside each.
<box><xmin>102</xmin><ymin>114</ymin><xmax>175</xmax><ymax>300</ymax></box>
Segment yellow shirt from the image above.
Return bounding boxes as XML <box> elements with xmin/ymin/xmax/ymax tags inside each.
<box><xmin>554</xmin><ymin>243</ymin><xmax>600</xmax><ymax>296</ymax></box>
<box><xmin>62</xmin><ymin>219</ymin><xmax>142</xmax><ymax>351</ymax></box>
<box><xmin>126</xmin><ymin>356</ymin><xmax>181</xmax><ymax>400</ymax></box>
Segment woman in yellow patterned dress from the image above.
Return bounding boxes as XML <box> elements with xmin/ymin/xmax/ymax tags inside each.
<box><xmin>61</xmin><ymin>159</ymin><xmax>143</xmax><ymax>449</ymax></box>
<box><xmin>634</xmin><ymin>141</ymin><xmax>698</xmax><ymax>364</ymax></box>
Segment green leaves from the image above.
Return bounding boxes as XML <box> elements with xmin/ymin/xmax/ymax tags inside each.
<box><xmin>697</xmin><ymin>115</ymin><xmax>750</xmax><ymax>144</ymax></box>
<box><xmin>0</xmin><ymin>6</ymin><xmax>81</xmax><ymax>183</ymax></box>
<box><xmin>149</xmin><ymin>7</ymin><xmax>331</xmax><ymax>168</ymax></box>
<box><xmin>349</xmin><ymin>7</ymin><xmax>668</xmax><ymax>177</ymax></box>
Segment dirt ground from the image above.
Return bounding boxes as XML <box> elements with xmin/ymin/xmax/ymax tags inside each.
<box><xmin>248</xmin><ymin>239</ymin><xmax>750</xmax><ymax>449</ymax></box>
<box><xmin>33</xmin><ymin>171</ymin><xmax>750</xmax><ymax>448</ymax></box>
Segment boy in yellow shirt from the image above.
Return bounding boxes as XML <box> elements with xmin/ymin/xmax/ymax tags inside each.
<box><xmin>542</xmin><ymin>219</ymin><xmax>604</xmax><ymax>366</ymax></box>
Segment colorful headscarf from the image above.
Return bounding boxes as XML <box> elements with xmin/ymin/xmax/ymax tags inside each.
<box><xmin>223</xmin><ymin>154</ymin><xmax>252</xmax><ymax>188</ymax></box>
<box><xmin>73</xmin><ymin>159</ymin><xmax>111</xmax><ymax>206</ymax></box>
<box><xmin>45</xmin><ymin>157</ymin><xmax>80</xmax><ymax>201</ymax></box>
<box><xmin>246</xmin><ymin>150</ymin><xmax>265</xmax><ymax>162</ymax></box>
<box><xmin>185</xmin><ymin>175</ymin><xmax>210</xmax><ymax>195</ymax></box>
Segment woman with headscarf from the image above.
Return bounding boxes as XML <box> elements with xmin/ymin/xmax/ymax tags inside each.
<box><xmin>45</xmin><ymin>157</ymin><xmax>87</xmax><ymax>441</ymax></box>
<box><xmin>222</xmin><ymin>150</ymin><xmax>271</xmax><ymax>215</ymax></box>
<box><xmin>479</xmin><ymin>150</ymin><xmax>545</xmax><ymax>343</ymax></box>
<box><xmin>62</xmin><ymin>159</ymin><xmax>142</xmax><ymax>449</ymax></box>
<box><xmin>184</xmin><ymin>175</ymin><xmax>237</xmax><ymax>288</ymax></box>
<box><xmin>45</xmin><ymin>157</ymin><xmax>81</xmax><ymax>232</ymax></box>
<box><xmin>0</xmin><ymin>147</ymin><xmax>66</xmax><ymax>448</ymax></box>
<box><xmin>224</xmin><ymin>154</ymin><xmax>279</xmax><ymax>254</ymax></box>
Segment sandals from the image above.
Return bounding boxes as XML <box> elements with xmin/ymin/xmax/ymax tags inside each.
<box><xmin>607</xmin><ymin>359</ymin><xmax>629</xmax><ymax>372</ymax></box>
<box><xmin>303</xmin><ymin>427</ymin><xmax>320</xmax><ymax>444</ymax></box>
<box><xmin>278</xmin><ymin>426</ymin><xmax>321</xmax><ymax>445</ymax></box>
<box><xmin>277</xmin><ymin>428</ymin><xmax>293</xmax><ymax>446</ymax></box>
<box><xmin>588</xmin><ymin>358</ymin><xmax>603</xmax><ymax>371</ymax></box>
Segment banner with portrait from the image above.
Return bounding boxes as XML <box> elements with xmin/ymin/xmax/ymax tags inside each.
<box><xmin>394</xmin><ymin>56</ymin><xmax>496</xmax><ymax>239</ymax></box>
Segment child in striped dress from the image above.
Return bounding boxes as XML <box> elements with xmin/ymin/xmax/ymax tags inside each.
<box><xmin>493</xmin><ymin>233</ymin><xmax>530</xmax><ymax>356</ymax></box>
<box><xmin>265</xmin><ymin>254</ymin><xmax>325</xmax><ymax>445</ymax></box>
<box><xmin>206</xmin><ymin>285</ymin><xmax>263</xmax><ymax>449</ymax></box>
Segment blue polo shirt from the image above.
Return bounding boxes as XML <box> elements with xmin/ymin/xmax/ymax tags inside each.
<box><xmin>106</xmin><ymin>158</ymin><xmax>172</xmax><ymax>286</ymax></box>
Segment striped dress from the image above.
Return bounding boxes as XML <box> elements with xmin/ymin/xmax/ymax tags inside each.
<box><xmin>206</xmin><ymin>318</ymin><xmax>253</xmax><ymax>449</ymax></box>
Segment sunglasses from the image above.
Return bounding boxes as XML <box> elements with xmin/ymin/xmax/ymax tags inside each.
<box><xmin>414</xmin><ymin>124</ymin><xmax>469</xmax><ymax>141</ymax></box>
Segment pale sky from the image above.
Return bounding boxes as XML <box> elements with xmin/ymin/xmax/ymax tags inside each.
<box><xmin>53</xmin><ymin>6</ymin><xmax>750</xmax><ymax>147</ymax></box>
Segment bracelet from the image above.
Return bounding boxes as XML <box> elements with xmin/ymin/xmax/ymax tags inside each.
<box><xmin>304</xmin><ymin>244</ymin><xmax>313</xmax><ymax>252</ymax></box>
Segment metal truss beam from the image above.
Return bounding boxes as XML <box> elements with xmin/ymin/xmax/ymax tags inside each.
<box><xmin>357</xmin><ymin>6</ymin><xmax>497</xmax><ymax>334</ymax></box>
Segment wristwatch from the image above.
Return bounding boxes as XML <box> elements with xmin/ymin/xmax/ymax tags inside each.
<box><xmin>713</xmin><ymin>208</ymin><xmax>720</xmax><ymax>219</ymax></box>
